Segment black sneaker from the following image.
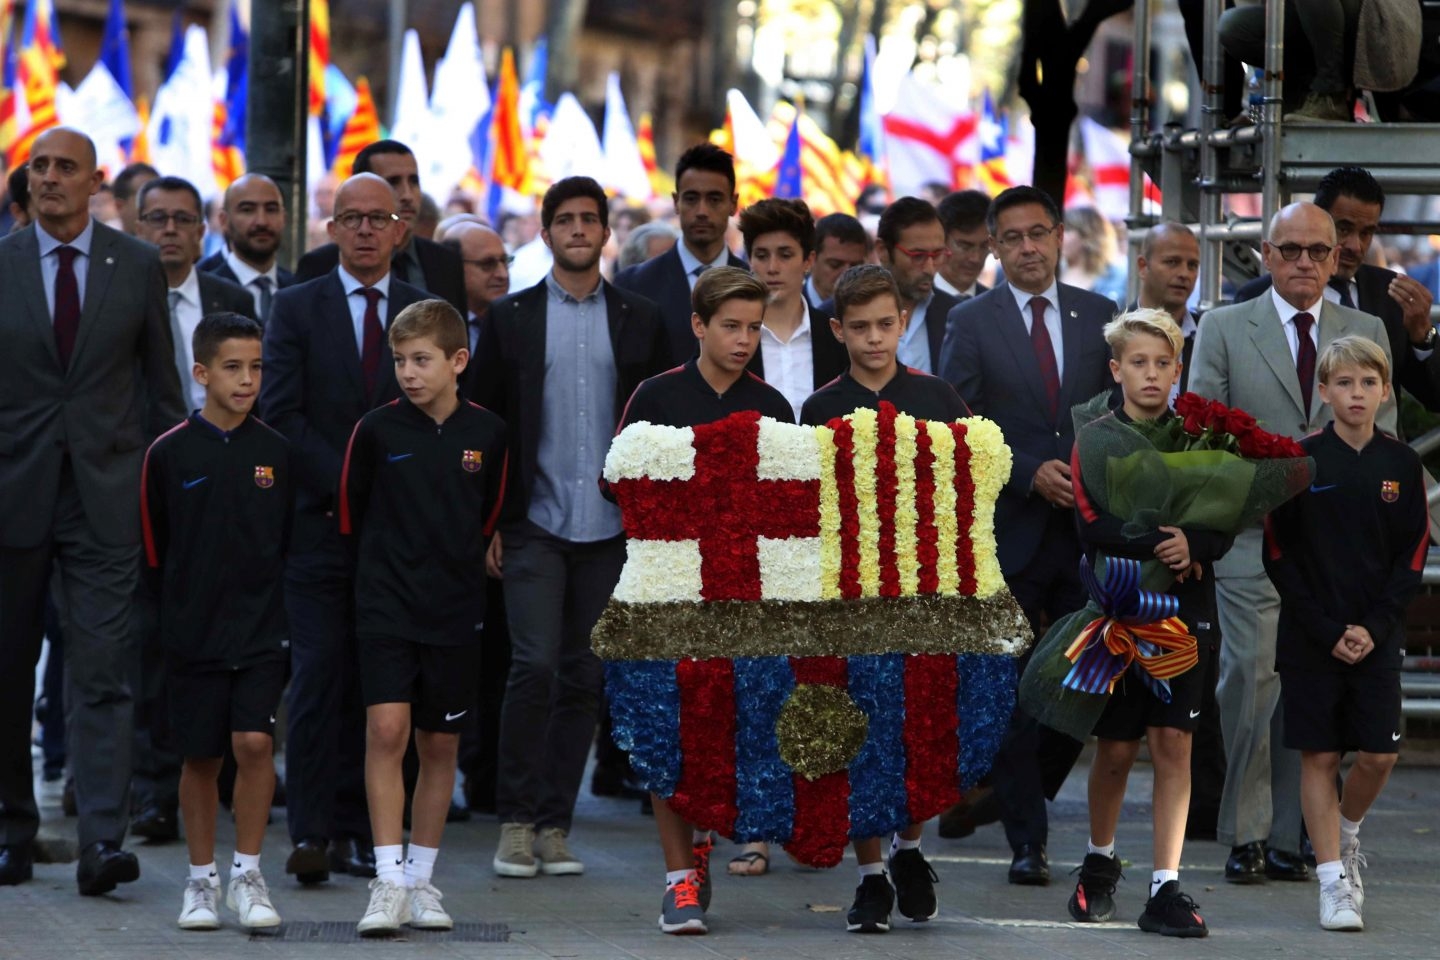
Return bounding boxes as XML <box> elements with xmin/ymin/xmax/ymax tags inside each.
<box><xmin>888</xmin><ymin>848</ymin><xmax>938</xmax><ymax>921</ymax></box>
<box><xmin>846</xmin><ymin>874</ymin><xmax>894</xmax><ymax>933</ymax></box>
<box><xmin>1137</xmin><ymin>880</ymin><xmax>1209</xmax><ymax>938</ymax></box>
<box><xmin>1067</xmin><ymin>853</ymin><xmax>1123</xmax><ymax>922</ymax></box>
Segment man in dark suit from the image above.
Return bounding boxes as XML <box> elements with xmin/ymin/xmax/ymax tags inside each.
<box><xmin>261</xmin><ymin>172</ymin><xmax>431</xmax><ymax>885</ymax></box>
<box><xmin>473</xmin><ymin>177</ymin><xmax>669</xmax><ymax>878</ymax></box>
<box><xmin>197</xmin><ymin>173</ymin><xmax>296</xmax><ymax>322</ymax></box>
<box><xmin>936</xmin><ymin>189</ymin><xmax>994</xmax><ymax>301</ymax></box>
<box><xmin>0</xmin><ymin>128</ymin><xmax>185</xmax><ymax>893</ymax></box>
<box><xmin>876</xmin><ymin>197</ymin><xmax>960</xmax><ymax>375</ymax></box>
<box><xmin>804</xmin><ymin>213</ymin><xmax>868</xmax><ymax>309</ymax></box>
<box><xmin>939</xmin><ymin>185</ymin><xmax>1118</xmax><ymax>886</ymax></box>
<box><xmin>613</xmin><ymin>143</ymin><xmax>747</xmax><ymax>364</ymax></box>
<box><xmin>294</xmin><ymin>140</ymin><xmax>466</xmax><ymax>316</ymax></box>
<box><xmin>1233</xmin><ymin>166</ymin><xmax>1440</xmax><ymax>414</ymax></box>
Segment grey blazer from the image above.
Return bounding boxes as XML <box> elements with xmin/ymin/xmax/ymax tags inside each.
<box><xmin>0</xmin><ymin>221</ymin><xmax>186</xmax><ymax>549</ymax></box>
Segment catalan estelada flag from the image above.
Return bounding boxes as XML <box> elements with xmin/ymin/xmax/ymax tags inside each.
<box><xmin>10</xmin><ymin>0</ymin><xmax>65</xmax><ymax>167</ymax></box>
<box><xmin>977</xmin><ymin>89</ymin><xmax>1013</xmax><ymax>195</ymax></box>
<box><xmin>332</xmin><ymin>77</ymin><xmax>380</xmax><ymax>180</ymax></box>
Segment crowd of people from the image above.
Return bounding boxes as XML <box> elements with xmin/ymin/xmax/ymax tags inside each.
<box><xmin>0</xmin><ymin>123</ymin><xmax>1428</xmax><ymax>944</ymax></box>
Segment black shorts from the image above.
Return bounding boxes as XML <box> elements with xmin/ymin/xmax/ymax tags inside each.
<box><xmin>1091</xmin><ymin>641</ymin><xmax>1215</xmax><ymax>741</ymax></box>
<box><xmin>166</xmin><ymin>658</ymin><xmax>288</xmax><ymax>759</ymax></box>
<box><xmin>358</xmin><ymin>636</ymin><xmax>480</xmax><ymax>732</ymax></box>
<box><xmin>1281</xmin><ymin>668</ymin><xmax>1402</xmax><ymax>754</ymax></box>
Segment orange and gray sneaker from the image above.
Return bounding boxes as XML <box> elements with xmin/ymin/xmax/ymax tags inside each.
<box><xmin>659</xmin><ymin>872</ymin><xmax>707</xmax><ymax>935</ymax></box>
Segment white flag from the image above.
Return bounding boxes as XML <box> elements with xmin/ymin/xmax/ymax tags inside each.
<box><xmin>146</xmin><ymin>25</ymin><xmax>220</xmax><ymax>200</ymax></box>
<box><xmin>428</xmin><ymin>3</ymin><xmax>491</xmax><ymax>200</ymax></box>
<box><xmin>602</xmin><ymin>73</ymin><xmax>650</xmax><ymax>200</ymax></box>
<box><xmin>540</xmin><ymin>93</ymin><xmax>604</xmax><ymax>185</ymax></box>
<box><xmin>388</xmin><ymin>30</ymin><xmax>433</xmax><ymax>167</ymax></box>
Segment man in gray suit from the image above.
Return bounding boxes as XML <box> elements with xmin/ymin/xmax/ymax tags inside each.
<box><xmin>0</xmin><ymin>127</ymin><xmax>185</xmax><ymax>893</ymax></box>
<box><xmin>1189</xmin><ymin>201</ymin><xmax>1396</xmax><ymax>885</ymax></box>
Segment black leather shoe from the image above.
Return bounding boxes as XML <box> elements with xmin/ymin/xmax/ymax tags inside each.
<box><xmin>0</xmin><ymin>844</ymin><xmax>34</xmax><ymax>886</ymax></box>
<box><xmin>446</xmin><ymin>800</ymin><xmax>471</xmax><ymax>823</ymax></box>
<box><xmin>1264</xmin><ymin>846</ymin><xmax>1311</xmax><ymax>882</ymax></box>
<box><xmin>1008</xmin><ymin>843</ymin><xmax>1050</xmax><ymax>885</ymax></box>
<box><xmin>76</xmin><ymin>841</ymin><xmax>140</xmax><ymax>895</ymax></box>
<box><xmin>1224</xmin><ymin>841</ymin><xmax>1265</xmax><ymax>883</ymax></box>
<box><xmin>285</xmin><ymin>838</ymin><xmax>330</xmax><ymax>884</ymax></box>
<box><xmin>330</xmin><ymin>836</ymin><xmax>377</xmax><ymax>878</ymax></box>
<box><xmin>130</xmin><ymin>802</ymin><xmax>180</xmax><ymax>842</ymax></box>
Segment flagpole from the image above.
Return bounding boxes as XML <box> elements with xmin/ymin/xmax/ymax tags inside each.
<box><xmin>247</xmin><ymin>0</ymin><xmax>309</xmax><ymax>270</ymax></box>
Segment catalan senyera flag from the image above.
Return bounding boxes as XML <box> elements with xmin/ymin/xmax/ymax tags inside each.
<box><xmin>489</xmin><ymin>47</ymin><xmax>531</xmax><ymax>196</ymax></box>
<box><xmin>332</xmin><ymin>76</ymin><xmax>380</xmax><ymax>180</ymax></box>
<box><xmin>308</xmin><ymin>0</ymin><xmax>330</xmax><ymax>118</ymax></box>
<box><xmin>766</xmin><ymin>101</ymin><xmax>857</xmax><ymax>217</ymax></box>
<box><xmin>637</xmin><ymin>112</ymin><xmax>672</xmax><ymax>198</ymax></box>
<box><xmin>0</xmin><ymin>12</ymin><xmax>20</xmax><ymax>161</ymax></box>
<box><xmin>211</xmin><ymin>91</ymin><xmax>244</xmax><ymax>192</ymax></box>
<box><xmin>11</xmin><ymin>0</ymin><xmax>65</xmax><ymax>167</ymax></box>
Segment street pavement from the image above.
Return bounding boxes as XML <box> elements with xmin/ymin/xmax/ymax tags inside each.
<box><xmin>3</xmin><ymin>749</ymin><xmax>1438</xmax><ymax>960</ymax></box>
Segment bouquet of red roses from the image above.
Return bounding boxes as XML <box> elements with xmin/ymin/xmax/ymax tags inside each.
<box><xmin>1161</xmin><ymin>393</ymin><xmax>1308</xmax><ymax>459</ymax></box>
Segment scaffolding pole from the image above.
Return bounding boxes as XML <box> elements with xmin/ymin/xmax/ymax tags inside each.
<box><xmin>1127</xmin><ymin>0</ymin><xmax>1152</xmax><ymax>304</ymax></box>
<box><xmin>1198</xmin><ymin>0</ymin><xmax>1224</xmax><ymax>309</ymax></box>
<box><xmin>1260</xmin><ymin>0</ymin><xmax>1285</xmax><ymax>238</ymax></box>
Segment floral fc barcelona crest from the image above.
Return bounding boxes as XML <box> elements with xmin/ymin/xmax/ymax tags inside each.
<box><xmin>462</xmin><ymin>450</ymin><xmax>483</xmax><ymax>473</ymax></box>
<box><xmin>254</xmin><ymin>466</ymin><xmax>275</xmax><ymax>489</ymax></box>
<box><xmin>1382</xmin><ymin>480</ymin><xmax>1400</xmax><ymax>503</ymax></box>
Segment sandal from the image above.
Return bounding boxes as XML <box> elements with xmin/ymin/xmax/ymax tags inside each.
<box><xmin>727</xmin><ymin>847</ymin><xmax>770</xmax><ymax>877</ymax></box>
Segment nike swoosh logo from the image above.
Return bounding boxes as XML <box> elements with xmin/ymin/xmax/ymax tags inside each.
<box><xmin>1309</xmin><ymin>483</ymin><xmax>1338</xmax><ymax>493</ymax></box>
<box><xmin>1392</xmin><ymin>732</ymin><xmax>1401</xmax><ymax>741</ymax></box>
<box><xmin>444</xmin><ymin>710</ymin><xmax>468</xmax><ymax>721</ymax></box>
<box><xmin>182</xmin><ymin>476</ymin><xmax>208</xmax><ymax>490</ymax></box>
<box><xmin>269</xmin><ymin>715</ymin><xmax>276</xmax><ymax>724</ymax></box>
<box><xmin>388</xmin><ymin>452</ymin><xmax>413</xmax><ymax>462</ymax></box>
<box><xmin>1189</xmin><ymin>710</ymin><xmax>1201</xmax><ymax>719</ymax></box>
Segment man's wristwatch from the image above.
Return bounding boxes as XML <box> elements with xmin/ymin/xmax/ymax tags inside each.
<box><xmin>1413</xmin><ymin>325</ymin><xmax>1438</xmax><ymax>350</ymax></box>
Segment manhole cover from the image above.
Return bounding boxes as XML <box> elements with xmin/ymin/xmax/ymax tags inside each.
<box><xmin>252</xmin><ymin>920</ymin><xmax>510</xmax><ymax>942</ymax></box>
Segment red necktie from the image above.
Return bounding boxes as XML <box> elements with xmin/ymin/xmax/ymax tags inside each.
<box><xmin>1029</xmin><ymin>296</ymin><xmax>1060</xmax><ymax>420</ymax></box>
<box><xmin>53</xmin><ymin>245</ymin><xmax>82</xmax><ymax>368</ymax></box>
<box><xmin>360</xmin><ymin>287</ymin><xmax>384</xmax><ymax>395</ymax></box>
<box><xmin>1294</xmin><ymin>311</ymin><xmax>1316</xmax><ymax>416</ymax></box>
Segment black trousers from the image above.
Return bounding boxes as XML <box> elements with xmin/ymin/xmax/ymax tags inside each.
<box><xmin>130</xmin><ymin>574</ymin><xmax>180</xmax><ymax>811</ymax></box>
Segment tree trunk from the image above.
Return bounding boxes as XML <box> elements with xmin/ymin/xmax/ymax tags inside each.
<box><xmin>828</xmin><ymin>0</ymin><xmax>865</xmax><ymax>141</ymax></box>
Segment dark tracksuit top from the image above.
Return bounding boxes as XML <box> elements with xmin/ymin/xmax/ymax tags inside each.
<box><xmin>799</xmin><ymin>366</ymin><xmax>971</xmax><ymax>427</ymax></box>
<box><xmin>140</xmin><ymin>413</ymin><xmax>293</xmax><ymax>671</ymax></box>
<box><xmin>339</xmin><ymin>395</ymin><xmax>507</xmax><ymax>646</ymax></box>
<box><xmin>1264</xmin><ymin>423</ymin><xmax>1428</xmax><ymax>674</ymax></box>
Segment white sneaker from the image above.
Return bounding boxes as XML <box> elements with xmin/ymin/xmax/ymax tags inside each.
<box><xmin>1341</xmin><ymin>839</ymin><xmax>1367</xmax><ymax>911</ymax></box>
<box><xmin>1319</xmin><ymin>877</ymin><xmax>1364</xmax><ymax>932</ymax></box>
<box><xmin>535</xmin><ymin>826</ymin><xmax>584</xmax><ymax>876</ymax></box>
<box><xmin>493</xmin><ymin>822</ymin><xmax>539</xmax><ymax>878</ymax></box>
<box><xmin>178</xmin><ymin>878</ymin><xmax>221</xmax><ymax>931</ymax></box>
<box><xmin>226</xmin><ymin>869</ymin><xmax>281</xmax><ymax>929</ymax></box>
<box><xmin>409</xmin><ymin>880</ymin><xmax>454</xmax><ymax>930</ymax></box>
<box><xmin>357</xmin><ymin>878</ymin><xmax>412</xmax><ymax>936</ymax></box>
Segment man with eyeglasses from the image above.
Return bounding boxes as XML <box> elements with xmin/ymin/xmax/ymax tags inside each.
<box><xmin>198</xmin><ymin>174</ymin><xmax>296</xmax><ymax>324</ymax></box>
<box><xmin>442</xmin><ymin>222</ymin><xmax>512</xmax><ymax>360</ymax></box>
<box><xmin>261</xmin><ymin>172</ymin><xmax>434</xmax><ymax>887</ymax></box>
<box><xmin>938</xmin><ymin>185</ymin><xmax>1118</xmax><ymax>888</ymax></box>
<box><xmin>1190</xmin><ymin>201</ymin><xmax>1395</xmax><ymax>888</ymax></box>
<box><xmin>935</xmin><ymin>189</ymin><xmax>993</xmax><ymax>301</ymax></box>
<box><xmin>873</xmin><ymin>197</ymin><xmax>958</xmax><ymax>374</ymax></box>
<box><xmin>1234</xmin><ymin>167</ymin><xmax>1440</xmax><ymax>415</ymax></box>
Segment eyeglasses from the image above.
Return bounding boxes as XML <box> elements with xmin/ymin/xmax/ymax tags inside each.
<box><xmin>948</xmin><ymin>240</ymin><xmax>988</xmax><ymax>256</ymax></box>
<box><xmin>994</xmin><ymin>224</ymin><xmax>1059</xmax><ymax>249</ymax></box>
<box><xmin>334</xmin><ymin>210</ymin><xmax>401</xmax><ymax>231</ymax></box>
<box><xmin>462</xmin><ymin>255</ymin><xmax>515</xmax><ymax>271</ymax></box>
<box><xmin>892</xmin><ymin>244</ymin><xmax>951</xmax><ymax>265</ymax></box>
<box><xmin>1272</xmin><ymin>242</ymin><xmax>1334</xmax><ymax>262</ymax></box>
<box><xmin>138</xmin><ymin>211</ymin><xmax>202</xmax><ymax>228</ymax></box>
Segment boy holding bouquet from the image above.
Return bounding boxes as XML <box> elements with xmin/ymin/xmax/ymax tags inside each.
<box><xmin>1065</xmin><ymin>309</ymin><xmax>1232</xmax><ymax>938</ymax></box>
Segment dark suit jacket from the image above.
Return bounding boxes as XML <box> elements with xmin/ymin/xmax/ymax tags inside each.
<box><xmin>472</xmin><ymin>278</ymin><xmax>670</xmax><ymax>525</ymax></box>
<box><xmin>0</xmin><ymin>221</ymin><xmax>186</xmax><ymax>548</ymax></box>
<box><xmin>1234</xmin><ymin>265</ymin><xmax>1440</xmax><ymax>409</ymax></box>
<box><xmin>939</xmin><ymin>281</ymin><xmax>1117</xmax><ymax>577</ymax></box>
<box><xmin>196</xmin><ymin>272</ymin><xmax>260</xmax><ymax>322</ymax></box>
<box><xmin>294</xmin><ymin>236</ymin><xmax>466</xmax><ymax>317</ymax></box>
<box><xmin>260</xmin><ymin>269</ymin><xmax>431</xmax><ymax>557</ymax></box>
<box><xmin>745</xmin><ymin>304</ymin><xmax>850</xmax><ymax>390</ymax></box>
<box><xmin>197</xmin><ymin>249</ymin><xmax>297</xmax><ymax>290</ymax></box>
<box><xmin>612</xmin><ymin>245</ymin><xmax>749</xmax><ymax>365</ymax></box>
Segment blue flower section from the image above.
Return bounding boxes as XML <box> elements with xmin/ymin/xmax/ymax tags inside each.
<box><xmin>847</xmin><ymin>653</ymin><xmax>908</xmax><ymax>839</ymax></box>
<box><xmin>956</xmin><ymin>653</ymin><xmax>1018</xmax><ymax>789</ymax></box>
<box><xmin>731</xmin><ymin>656</ymin><xmax>795</xmax><ymax>843</ymax></box>
<box><xmin>604</xmin><ymin>659</ymin><xmax>681</xmax><ymax>797</ymax></box>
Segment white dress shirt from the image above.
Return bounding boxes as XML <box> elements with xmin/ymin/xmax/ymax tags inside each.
<box><xmin>170</xmin><ymin>269</ymin><xmax>207</xmax><ymax>411</ymax></box>
<box><xmin>898</xmin><ymin>295</ymin><xmax>932</xmax><ymax>373</ymax></box>
<box><xmin>759</xmin><ymin>308</ymin><xmax>814</xmax><ymax>421</ymax></box>
<box><xmin>1008</xmin><ymin>279</ymin><xmax>1065</xmax><ymax>381</ymax></box>
<box><xmin>1270</xmin><ymin>287</ymin><xmax>1323</xmax><ymax>364</ymax></box>
<box><xmin>676</xmin><ymin>241</ymin><xmax>730</xmax><ymax>291</ymax></box>
<box><xmin>36</xmin><ymin>218</ymin><xmax>96</xmax><ymax>316</ymax></box>
<box><xmin>337</xmin><ymin>266</ymin><xmax>392</xmax><ymax>354</ymax></box>
<box><xmin>225</xmin><ymin>249</ymin><xmax>281</xmax><ymax>317</ymax></box>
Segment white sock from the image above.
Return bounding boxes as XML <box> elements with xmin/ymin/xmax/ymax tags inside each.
<box><xmin>375</xmin><ymin>844</ymin><xmax>405</xmax><ymax>885</ymax></box>
<box><xmin>858</xmin><ymin>861</ymin><xmax>886</xmax><ymax>880</ymax></box>
<box><xmin>190</xmin><ymin>861</ymin><xmax>219</xmax><ymax>887</ymax></box>
<box><xmin>1317</xmin><ymin>859</ymin><xmax>1344</xmax><ymax>886</ymax></box>
<box><xmin>1088</xmin><ymin>839</ymin><xmax>1116</xmax><ymax>859</ymax></box>
<box><xmin>1340</xmin><ymin>814</ymin><xmax>1362</xmax><ymax>849</ymax></box>
<box><xmin>1150</xmin><ymin>869</ymin><xmax>1179</xmax><ymax>897</ymax></box>
<box><xmin>231</xmin><ymin>851</ymin><xmax>260</xmax><ymax>880</ymax></box>
<box><xmin>405</xmin><ymin>844</ymin><xmax>438</xmax><ymax>888</ymax></box>
<box><xmin>891</xmin><ymin>834</ymin><xmax>921</xmax><ymax>855</ymax></box>
<box><xmin>665</xmin><ymin>869</ymin><xmax>691</xmax><ymax>887</ymax></box>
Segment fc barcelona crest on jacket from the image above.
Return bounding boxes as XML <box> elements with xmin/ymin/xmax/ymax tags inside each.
<box><xmin>462</xmin><ymin>450</ymin><xmax>483</xmax><ymax>473</ymax></box>
<box><xmin>1382</xmin><ymin>480</ymin><xmax>1400</xmax><ymax>502</ymax></box>
<box><xmin>254</xmin><ymin>466</ymin><xmax>275</xmax><ymax>488</ymax></box>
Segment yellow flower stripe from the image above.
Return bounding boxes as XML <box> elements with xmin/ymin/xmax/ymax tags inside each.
<box><xmin>960</xmin><ymin>416</ymin><xmax>1012</xmax><ymax>598</ymax></box>
<box><xmin>848</xmin><ymin>407</ymin><xmax>881</xmax><ymax>597</ymax></box>
<box><xmin>893</xmin><ymin>412</ymin><xmax>921</xmax><ymax>595</ymax></box>
<box><xmin>927</xmin><ymin>421</ymin><xmax>961</xmax><ymax>595</ymax></box>
<box><xmin>816</xmin><ymin>425</ymin><xmax>842</xmax><ymax>600</ymax></box>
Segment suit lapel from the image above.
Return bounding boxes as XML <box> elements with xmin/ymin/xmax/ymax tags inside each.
<box><xmin>11</xmin><ymin>229</ymin><xmax>60</xmax><ymax>366</ymax></box>
<box><xmin>72</xmin><ymin>225</ymin><xmax>119</xmax><ymax>366</ymax></box>
<box><xmin>323</xmin><ymin>272</ymin><xmax>366</xmax><ymax>400</ymax></box>
<box><xmin>1056</xmin><ymin>287</ymin><xmax>1087</xmax><ymax>413</ymax></box>
<box><xmin>604</xmin><ymin>281</ymin><xmax>632</xmax><ymax>359</ymax></box>
<box><xmin>1248</xmin><ymin>297</ymin><xmax>1307</xmax><ymax>418</ymax></box>
<box><xmin>926</xmin><ymin>291</ymin><xmax>954</xmax><ymax>370</ymax></box>
<box><xmin>996</xmin><ymin>284</ymin><xmax>1052</xmax><ymax>417</ymax></box>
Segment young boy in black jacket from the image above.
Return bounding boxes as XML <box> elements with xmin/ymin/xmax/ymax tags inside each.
<box><xmin>1067</xmin><ymin>309</ymin><xmax>1231</xmax><ymax>938</ymax></box>
<box><xmin>340</xmin><ymin>300</ymin><xmax>507</xmax><ymax>936</ymax></box>
<box><xmin>141</xmin><ymin>312</ymin><xmax>292</xmax><ymax>932</ymax></box>
<box><xmin>1264</xmin><ymin>335</ymin><xmax>1427</xmax><ymax>933</ymax></box>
